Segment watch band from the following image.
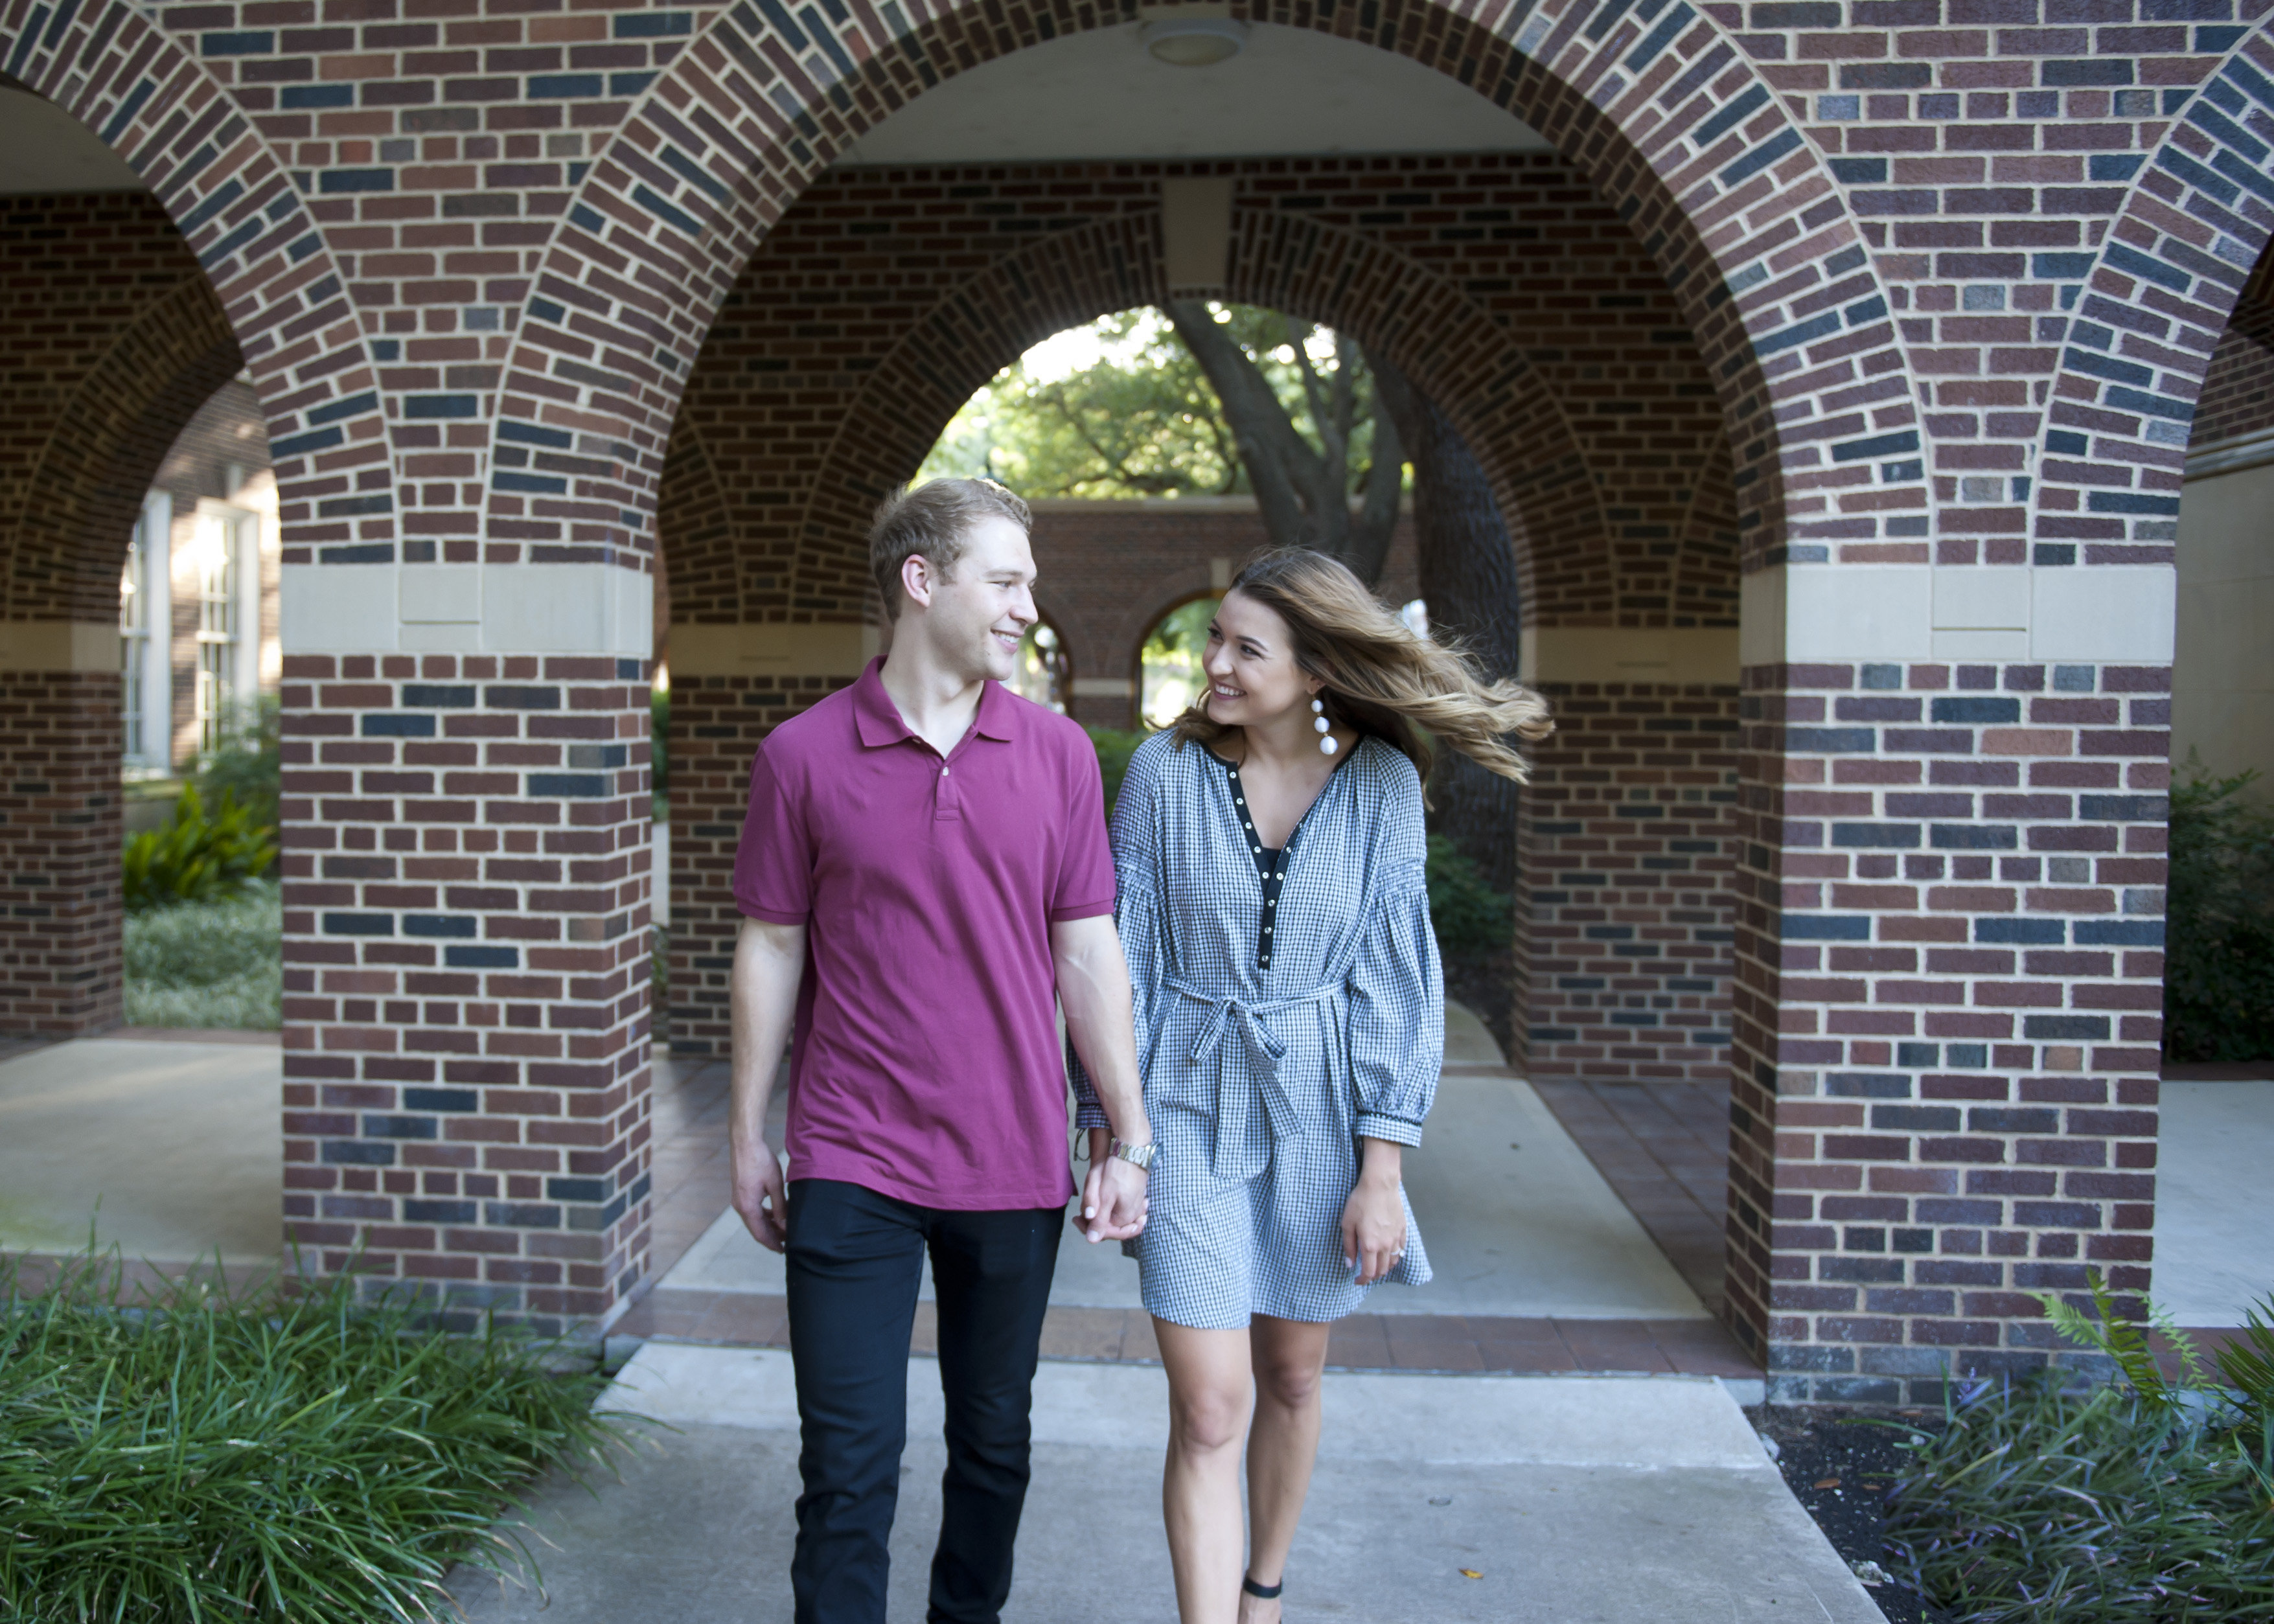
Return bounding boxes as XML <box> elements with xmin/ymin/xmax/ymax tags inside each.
<box><xmin>1108</xmin><ymin>1136</ymin><xmax>1158</xmax><ymax>1171</ymax></box>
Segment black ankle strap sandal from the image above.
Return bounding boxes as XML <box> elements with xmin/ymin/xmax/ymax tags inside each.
<box><xmin>1243</xmin><ymin>1575</ymin><xmax>1283</xmax><ymax>1599</ymax></box>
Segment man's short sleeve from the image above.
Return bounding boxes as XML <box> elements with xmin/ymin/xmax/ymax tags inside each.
<box><xmin>1050</xmin><ymin>730</ymin><xmax>1117</xmax><ymax>923</ymax></box>
<box><xmin>731</xmin><ymin>740</ymin><xmax>815</xmax><ymax>924</ymax></box>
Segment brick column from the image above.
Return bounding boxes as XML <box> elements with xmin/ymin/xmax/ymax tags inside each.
<box><xmin>662</xmin><ymin>624</ymin><xmax>869</xmax><ymax>1058</ymax></box>
<box><xmin>279</xmin><ymin>567</ymin><xmax>656</xmax><ymax>1334</ymax></box>
<box><xmin>1730</xmin><ymin>566</ymin><xmax>2173</xmax><ymax>1399</ymax></box>
<box><xmin>1519</xmin><ymin>629</ymin><xmax>1742</xmax><ymax>1084</ymax></box>
<box><xmin>0</xmin><ymin>633</ymin><xmax>124</xmax><ymax>1036</ymax></box>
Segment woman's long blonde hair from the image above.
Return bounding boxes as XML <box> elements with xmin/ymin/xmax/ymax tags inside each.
<box><xmin>1168</xmin><ymin>548</ymin><xmax>1554</xmax><ymax>783</ymax></box>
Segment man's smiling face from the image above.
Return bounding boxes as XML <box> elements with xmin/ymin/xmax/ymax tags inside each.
<box><xmin>909</xmin><ymin>514</ymin><xmax>1039</xmax><ymax>684</ymax></box>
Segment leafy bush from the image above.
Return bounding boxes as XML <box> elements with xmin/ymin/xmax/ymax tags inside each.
<box><xmin>123</xmin><ymin>884</ymin><xmax>281</xmax><ymax>1029</ymax></box>
<box><xmin>121</xmin><ymin>783</ymin><xmax>278</xmax><ymax>913</ymax></box>
<box><xmin>0</xmin><ymin>1246</ymin><xmax>637</xmax><ymax>1623</ymax></box>
<box><xmin>188</xmin><ymin>694</ymin><xmax>281</xmax><ymax>829</ymax></box>
<box><xmin>2164</xmin><ymin>766</ymin><xmax>2274</xmax><ymax>1061</ymax></box>
<box><xmin>1884</xmin><ymin>1272</ymin><xmax>2274</xmax><ymax>1622</ymax></box>
<box><xmin>1087</xmin><ymin>725</ymin><xmax>1148</xmax><ymax>817</ymax></box>
<box><xmin>1426</xmin><ymin>833</ymin><xmax>1513</xmax><ymax>961</ymax></box>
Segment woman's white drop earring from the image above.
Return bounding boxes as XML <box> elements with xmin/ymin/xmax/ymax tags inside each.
<box><xmin>1312</xmin><ymin>696</ymin><xmax>1337</xmax><ymax>755</ymax></box>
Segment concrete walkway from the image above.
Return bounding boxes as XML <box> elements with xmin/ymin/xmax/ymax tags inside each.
<box><xmin>449</xmin><ymin>1343</ymin><xmax>1889</xmax><ymax>1624</ymax></box>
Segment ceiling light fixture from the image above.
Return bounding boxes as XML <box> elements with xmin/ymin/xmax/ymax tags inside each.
<box><xmin>1142</xmin><ymin>17</ymin><xmax>1247</xmax><ymax>65</ymax></box>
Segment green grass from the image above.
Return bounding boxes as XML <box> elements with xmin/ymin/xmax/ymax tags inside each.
<box><xmin>0</xmin><ymin>1247</ymin><xmax>640</xmax><ymax>1622</ymax></box>
<box><xmin>122</xmin><ymin>884</ymin><xmax>281</xmax><ymax>1030</ymax></box>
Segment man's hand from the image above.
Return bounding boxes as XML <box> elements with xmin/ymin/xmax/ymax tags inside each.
<box><xmin>1076</xmin><ymin>1127</ymin><xmax>1151</xmax><ymax>1243</ymax></box>
<box><xmin>733</xmin><ymin>1134</ymin><xmax>790</xmax><ymax>1252</ymax></box>
<box><xmin>728</xmin><ymin>917</ymin><xmax>806</xmax><ymax>1256</ymax></box>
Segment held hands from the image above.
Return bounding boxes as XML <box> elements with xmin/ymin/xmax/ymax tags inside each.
<box><xmin>731</xmin><ymin>1132</ymin><xmax>790</xmax><ymax>1253</ymax></box>
<box><xmin>1077</xmin><ymin>1127</ymin><xmax>1151</xmax><ymax>1244</ymax></box>
<box><xmin>1340</xmin><ymin>1140</ymin><xmax>1407</xmax><ymax>1286</ymax></box>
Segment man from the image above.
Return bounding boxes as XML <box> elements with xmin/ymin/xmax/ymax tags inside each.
<box><xmin>728</xmin><ymin>477</ymin><xmax>1155</xmax><ymax>1624</ymax></box>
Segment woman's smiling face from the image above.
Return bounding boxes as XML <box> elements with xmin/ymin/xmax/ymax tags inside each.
<box><xmin>1201</xmin><ymin>588</ymin><xmax>1316</xmax><ymax>727</ymax></box>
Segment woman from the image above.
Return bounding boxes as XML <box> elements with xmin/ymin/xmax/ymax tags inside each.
<box><xmin>1074</xmin><ymin>549</ymin><xmax>1552</xmax><ymax>1623</ymax></box>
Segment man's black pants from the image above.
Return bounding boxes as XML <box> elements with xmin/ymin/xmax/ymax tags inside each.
<box><xmin>784</xmin><ymin>1178</ymin><xmax>1062</xmax><ymax>1624</ymax></box>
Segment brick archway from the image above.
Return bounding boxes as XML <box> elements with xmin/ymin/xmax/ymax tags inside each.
<box><xmin>0</xmin><ymin>21</ymin><xmax>382</xmax><ymax>566</ymax></box>
<box><xmin>0</xmin><ymin>196</ymin><xmax>248</xmax><ymax>1037</ymax></box>
<box><xmin>498</xmin><ymin>0</ymin><xmax>1927</xmax><ymax>573</ymax></box>
<box><xmin>6</xmin><ymin>275</ymin><xmax>242</xmax><ymax>621</ymax></box>
<box><xmin>783</xmin><ymin>208</ymin><xmax>1596</xmax><ymax>632</ymax></box>
<box><xmin>2033</xmin><ymin>29</ymin><xmax>2274</xmax><ymax>559</ymax></box>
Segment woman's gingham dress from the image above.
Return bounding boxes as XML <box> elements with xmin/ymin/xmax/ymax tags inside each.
<box><xmin>1074</xmin><ymin>729</ymin><xmax>1443</xmax><ymax>1328</ymax></box>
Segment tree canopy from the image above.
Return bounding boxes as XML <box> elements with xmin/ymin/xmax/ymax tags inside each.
<box><xmin>919</xmin><ymin>304</ymin><xmax>1403</xmax><ymax>532</ymax></box>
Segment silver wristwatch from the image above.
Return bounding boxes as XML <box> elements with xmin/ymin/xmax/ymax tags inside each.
<box><xmin>1108</xmin><ymin>1137</ymin><xmax>1158</xmax><ymax>1171</ymax></box>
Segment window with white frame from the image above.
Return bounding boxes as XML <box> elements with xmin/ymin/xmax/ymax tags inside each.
<box><xmin>192</xmin><ymin>509</ymin><xmax>257</xmax><ymax>754</ymax></box>
<box><xmin>119</xmin><ymin>495</ymin><xmax>170</xmax><ymax>769</ymax></box>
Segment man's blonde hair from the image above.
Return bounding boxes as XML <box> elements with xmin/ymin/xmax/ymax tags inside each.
<box><xmin>869</xmin><ymin>478</ymin><xmax>1033</xmax><ymax>617</ymax></box>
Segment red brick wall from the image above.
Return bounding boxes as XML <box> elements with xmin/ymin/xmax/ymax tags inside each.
<box><xmin>0</xmin><ymin>193</ymin><xmax>238</xmax><ymax>624</ymax></box>
<box><xmin>0</xmin><ymin>672</ymin><xmax>125</xmax><ymax>1035</ymax></box>
<box><xmin>280</xmin><ymin>652</ymin><xmax>654</xmax><ymax>1331</ymax></box>
<box><xmin>1525</xmin><ymin>682</ymin><xmax>1742</xmax><ymax>1085</ymax></box>
<box><xmin>1021</xmin><ymin>500</ymin><xmax>1419</xmax><ymax>731</ymax></box>
<box><xmin>2191</xmin><ymin>260</ymin><xmax>2274</xmax><ymax>450</ymax></box>
<box><xmin>1730</xmin><ymin>658</ymin><xmax>2170</xmax><ymax>1396</ymax></box>
<box><xmin>661</xmin><ymin>153</ymin><xmax>1736</xmax><ymax>635</ymax></box>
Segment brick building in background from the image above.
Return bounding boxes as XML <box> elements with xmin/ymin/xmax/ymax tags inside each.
<box><xmin>123</xmin><ymin>379</ymin><xmax>283</xmax><ymax>793</ymax></box>
<box><xmin>1</xmin><ymin>0</ymin><xmax>2271</xmax><ymax>1400</ymax></box>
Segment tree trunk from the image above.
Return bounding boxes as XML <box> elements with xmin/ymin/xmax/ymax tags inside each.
<box><xmin>1372</xmin><ymin>361</ymin><xmax>1524</xmax><ymax>895</ymax></box>
<box><xmin>1164</xmin><ymin>300</ymin><xmax>1403</xmax><ymax>586</ymax></box>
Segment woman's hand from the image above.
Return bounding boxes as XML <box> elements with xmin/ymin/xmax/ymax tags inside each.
<box><xmin>1340</xmin><ymin>1138</ymin><xmax>1407</xmax><ymax>1285</ymax></box>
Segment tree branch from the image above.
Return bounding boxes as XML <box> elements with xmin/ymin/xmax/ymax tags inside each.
<box><xmin>1167</xmin><ymin>299</ymin><xmax>1323</xmax><ymax>547</ymax></box>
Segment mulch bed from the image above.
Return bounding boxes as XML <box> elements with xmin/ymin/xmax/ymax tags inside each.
<box><xmin>1749</xmin><ymin>1406</ymin><xmax>1960</xmax><ymax>1624</ymax></box>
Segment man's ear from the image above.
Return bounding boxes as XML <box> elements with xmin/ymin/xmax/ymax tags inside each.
<box><xmin>899</xmin><ymin>553</ymin><xmax>934</xmax><ymax>613</ymax></box>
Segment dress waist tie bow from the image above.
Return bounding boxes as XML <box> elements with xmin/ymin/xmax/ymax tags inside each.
<box><xmin>1167</xmin><ymin>977</ymin><xmax>1341</xmax><ymax>1180</ymax></box>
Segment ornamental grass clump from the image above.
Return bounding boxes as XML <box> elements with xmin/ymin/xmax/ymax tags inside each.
<box><xmin>1883</xmin><ymin>1272</ymin><xmax>2274</xmax><ymax>1623</ymax></box>
<box><xmin>0</xmin><ymin>1248</ymin><xmax>640</xmax><ymax>1623</ymax></box>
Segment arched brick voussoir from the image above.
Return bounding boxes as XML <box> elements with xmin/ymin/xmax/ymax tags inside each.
<box><xmin>0</xmin><ymin>0</ymin><xmax>389</xmax><ymax>564</ymax></box>
<box><xmin>785</xmin><ymin>213</ymin><xmax>1173</xmax><ymax>618</ymax></box>
<box><xmin>3</xmin><ymin>277</ymin><xmax>241</xmax><ymax>623</ymax></box>
<box><xmin>2031</xmin><ymin>26</ymin><xmax>2274</xmax><ymax>566</ymax></box>
<box><xmin>1392</xmin><ymin>0</ymin><xmax>1930</xmax><ymax>561</ymax></box>
<box><xmin>505</xmin><ymin>0</ymin><xmax>1924</xmax><ymax>572</ymax></box>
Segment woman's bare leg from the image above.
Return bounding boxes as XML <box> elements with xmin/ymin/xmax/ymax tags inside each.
<box><xmin>1237</xmin><ymin>1315</ymin><xmax>1333</xmax><ymax>1622</ymax></box>
<box><xmin>1156</xmin><ymin>1319</ymin><xmax>1256</xmax><ymax>1624</ymax></box>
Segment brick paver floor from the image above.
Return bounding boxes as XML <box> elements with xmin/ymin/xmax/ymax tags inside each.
<box><xmin>620</xmin><ymin>1058</ymin><xmax>1758</xmax><ymax>1379</ymax></box>
<box><xmin>1526</xmin><ymin>1078</ymin><xmax>1732</xmax><ymax>1319</ymax></box>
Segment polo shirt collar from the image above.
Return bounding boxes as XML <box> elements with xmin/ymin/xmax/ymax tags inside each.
<box><xmin>851</xmin><ymin>658</ymin><xmax>1022</xmax><ymax>748</ymax></box>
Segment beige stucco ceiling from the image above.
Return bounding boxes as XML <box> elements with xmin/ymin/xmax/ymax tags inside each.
<box><xmin>0</xmin><ymin>21</ymin><xmax>1550</xmax><ymax>198</ymax></box>
<box><xmin>0</xmin><ymin>86</ymin><xmax>146</xmax><ymax>195</ymax></box>
<box><xmin>839</xmin><ymin>23</ymin><xmax>1552</xmax><ymax>165</ymax></box>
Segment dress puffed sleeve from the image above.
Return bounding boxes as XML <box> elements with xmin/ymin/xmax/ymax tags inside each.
<box><xmin>1070</xmin><ymin>731</ymin><xmax>1177</xmax><ymax>1130</ymax></box>
<box><xmin>1344</xmin><ymin>753</ymin><xmax>1443</xmax><ymax>1147</ymax></box>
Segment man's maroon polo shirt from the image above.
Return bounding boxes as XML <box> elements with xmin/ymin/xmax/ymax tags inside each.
<box><xmin>731</xmin><ymin>658</ymin><xmax>1116</xmax><ymax>1210</ymax></box>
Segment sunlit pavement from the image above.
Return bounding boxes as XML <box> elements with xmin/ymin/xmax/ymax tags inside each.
<box><xmin>449</xmin><ymin>1344</ymin><xmax>1887</xmax><ymax>1624</ymax></box>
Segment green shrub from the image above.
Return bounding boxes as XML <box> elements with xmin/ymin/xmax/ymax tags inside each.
<box><xmin>121</xmin><ymin>783</ymin><xmax>278</xmax><ymax>913</ymax></box>
<box><xmin>187</xmin><ymin>694</ymin><xmax>281</xmax><ymax>830</ymax></box>
<box><xmin>0</xmin><ymin>1246</ymin><xmax>638</xmax><ymax>1623</ymax></box>
<box><xmin>1884</xmin><ymin>1273</ymin><xmax>2274</xmax><ymax>1622</ymax></box>
<box><xmin>2164</xmin><ymin>766</ymin><xmax>2274</xmax><ymax>1062</ymax></box>
<box><xmin>1426</xmin><ymin>834</ymin><xmax>1513</xmax><ymax>961</ymax></box>
<box><xmin>1086</xmin><ymin>725</ymin><xmax>1148</xmax><ymax>816</ymax></box>
<box><xmin>122</xmin><ymin>884</ymin><xmax>281</xmax><ymax>1029</ymax></box>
